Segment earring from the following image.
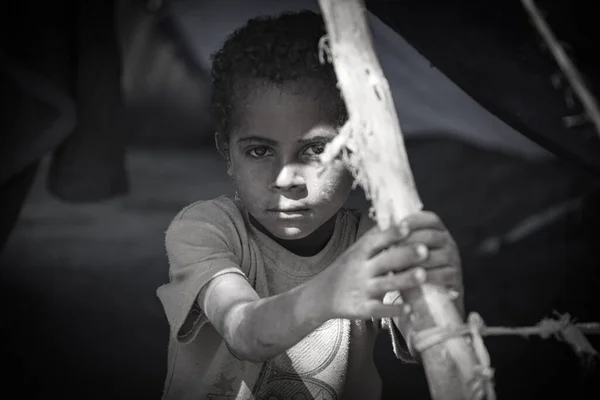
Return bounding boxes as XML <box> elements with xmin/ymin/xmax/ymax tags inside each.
<box><xmin>234</xmin><ymin>191</ymin><xmax>241</xmax><ymax>204</ymax></box>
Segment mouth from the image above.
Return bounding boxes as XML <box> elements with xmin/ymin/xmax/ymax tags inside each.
<box><xmin>269</xmin><ymin>208</ymin><xmax>310</xmax><ymax>212</ymax></box>
<box><xmin>268</xmin><ymin>208</ymin><xmax>311</xmax><ymax>218</ymax></box>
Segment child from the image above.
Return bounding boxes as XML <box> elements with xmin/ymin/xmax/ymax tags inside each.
<box><xmin>157</xmin><ymin>10</ymin><xmax>463</xmax><ymax>400</ymax></box>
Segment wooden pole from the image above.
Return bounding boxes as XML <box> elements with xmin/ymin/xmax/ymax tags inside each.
<box><xmin>317</xmin><ymin>1</ymin><xmax>488</xmax><ymax>399</ymax></box>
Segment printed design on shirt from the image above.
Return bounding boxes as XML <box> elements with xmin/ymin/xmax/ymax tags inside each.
<box><xmin>250</xmin><ymin>318</ymin><xmax>348</xmax><ymax>400</ymax></box>
<box><xmin>204</xmin><ymin>344</ymin><xmax>257</xmax><ymax>400</ymax></box>
<box><xmin>260</xmin><ymin>376</ymin><xmax>336</xmax><ymax>400</ymax></box>
<box><xmin>206</xmin><ymin>373</ymin><xmax>237</xmax><ymax>399</ymax></box>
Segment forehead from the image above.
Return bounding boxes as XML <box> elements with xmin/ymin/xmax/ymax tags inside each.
<box><xmin>232</xmin><ymin>81</ymin><xmax>341</xmax><ymax>143</ymax></box>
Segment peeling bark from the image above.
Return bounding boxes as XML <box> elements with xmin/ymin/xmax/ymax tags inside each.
<box><xmin>318</xmin><ymin>1</ymin><xmax>488</xmax><ymax>398</ymax></box>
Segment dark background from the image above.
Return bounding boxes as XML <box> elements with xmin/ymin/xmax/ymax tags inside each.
<box><xmin>1</xmin><ymin>0</ymin><xmax>599</xmax><ymax>399</ymax></box>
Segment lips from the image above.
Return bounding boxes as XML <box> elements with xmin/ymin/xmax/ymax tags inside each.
<box><xmin>269</xmin><ymin>208</ymin><xmax>309</xmax><ymax>212</ymax></box>
<box><xmin>267</xmin><ymin>207</ymin><xmax>311</xmax><ymax>219</ymax></box>
<box><xmin>267</xmin><ymin>203</ymin><xmax>310</xmax><ymax>212</ymax></box>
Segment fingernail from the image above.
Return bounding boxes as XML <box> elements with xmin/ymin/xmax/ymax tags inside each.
<box><xmin>414</xmin><ymin>268</ymin><xmax>426</xmax><ymax>283</ymax></box>
<box><xmin>448</xmin><ymin>290</ymin><xmax>460</xmax><ymax>300</ymax></box>
<box><xmin>415</xmin><ymin>244</ymin><xmax>428</xmax><ymax>260</ymax></box>
<box><xmin>398</xmin><ymin>222</ymin><xmax>410</xmax><ymax>238</ymax></box>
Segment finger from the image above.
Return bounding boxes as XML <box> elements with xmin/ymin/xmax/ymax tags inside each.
<box><xmin>360</xmin><ymin>222</ymin><xmax>411</xmax><ymax>257</ymax></box>
<box><xmin>401</xmin><ymin>229</ymin><xmax>448</xmax><ymax>249</ymax></box>
<box><xmin>413</xmin><ymin>247</ymin><xmax>460</xmax><ymax>270</ymax></box>
<box><xmin>363</xmin><ymin>301</ymin><xmax>415</xmax><ymax>319</ymax></box>
<box><xmin>366</xmin><ymin>268</ymin><xmax>427</xmax><ymax>297</ymax></box>
<box><xmin>368</xmin><ymin>243</ymin><xmax>429</xmax><ymax>275</ymax></box>
<box><xmin>401</xmin><ymin>211</ymin><xmax>447</xmax><ymax>232</ymax></box>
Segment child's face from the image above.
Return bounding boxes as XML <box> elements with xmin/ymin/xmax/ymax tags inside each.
<box><xmin>226</xmin><ymin>82</ymin><xmax>353</xmax><ymax>241</ymax></box>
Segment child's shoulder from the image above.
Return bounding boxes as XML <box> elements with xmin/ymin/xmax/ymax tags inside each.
<box><xmin>167</xmin><ymin>195</ymin><xmax>247</xmax><ymax>237</ymax></box>
<box><xmin>172</xmin><ymin>195</ymin><xmax>240</xmax><ymax>223</ymax></box>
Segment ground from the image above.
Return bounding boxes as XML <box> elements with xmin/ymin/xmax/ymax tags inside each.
<box><xmin>1</xmin><ymin>137</ymin><xmax>599</xmax><ymax>399</ymax></box>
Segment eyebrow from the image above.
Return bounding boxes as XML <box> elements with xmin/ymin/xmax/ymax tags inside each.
<box><xmin>236</xmin><ymin>136</ymin><xmax>278</xmax><ymax>146</ymax></box>
<box><xmin>299</xmin><ymin>126</ymin><xmax>338</xmax><ymax>144</ymax></box>
<box><xmin>235</xmin><ymin>131</ymin><xmax>337</xmax><ymax>146</ymax></box>
<box><xmin>297</xmin><ymin>134</ymin><xmax>335</xmax><ymax>145</ymax></box>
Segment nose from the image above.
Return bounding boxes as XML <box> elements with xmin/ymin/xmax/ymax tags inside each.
<box><xmin>270</xmin><ymin>164</ymin><xmax>306</xmax><ymax>193</ymax></box>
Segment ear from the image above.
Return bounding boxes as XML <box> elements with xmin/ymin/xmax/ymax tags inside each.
<box><xmin>214</xmin><ymin>132</ymin><xmax>233</xmax><ymax>176</ymax></box>
<box><xmin>214</xmin><ymin>132</ymin><xmax>226</xmax><ymax>156</ymax></box>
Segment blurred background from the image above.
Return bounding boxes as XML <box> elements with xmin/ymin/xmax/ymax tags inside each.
<box><xmin>1</xmin><ymin>0</ymin><xmax>599</xmax><ymax>399</ymax></box>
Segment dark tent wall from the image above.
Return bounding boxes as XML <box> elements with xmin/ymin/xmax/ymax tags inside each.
<box><xmin>366</xmin><ymin>0</ymin><xmax>600</xmax><ymax>176</ymax></box>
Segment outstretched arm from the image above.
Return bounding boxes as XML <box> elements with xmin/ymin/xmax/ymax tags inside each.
<box><xmin>198</xmin><ymin>223</ymin><xmax>429</xmax><ymax>363</ymax></box>
<box><xmin>197</xmin><ymin>272</ymin><xmax>324</xmax><ymax>363</ymax></box>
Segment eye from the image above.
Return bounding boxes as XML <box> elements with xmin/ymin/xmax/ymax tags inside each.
<box><xmin>304</xmin><ymin>143</ymin><xmax>326</xmax><ymax>157</ymax></box>
<box><xmin>247</xmin><ymin>146</ymin><xmax>273</xmax><ymax>158</ymax></box>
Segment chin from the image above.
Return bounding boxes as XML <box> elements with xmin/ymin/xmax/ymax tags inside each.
<box><xmin>271</xmin><ymin>225</ymin><xmax>314</xmax><ymax>240</ymax></box>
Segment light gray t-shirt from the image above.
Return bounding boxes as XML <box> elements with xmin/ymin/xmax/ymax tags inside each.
<box><xmin>157</xmin><ymin>196</ymin><xmax>407</xmax><ymax>400</ymax></box>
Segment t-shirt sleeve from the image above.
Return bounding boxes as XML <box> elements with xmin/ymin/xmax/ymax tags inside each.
<box><xmin>156</xmin><ymin>202</ymin><xmax>247</xmax><ymax>344</ymax></box>
<box><xmin>381</xmin><ymin>292</ymin><xmax>417</xmax><ymax>363</ymax></box>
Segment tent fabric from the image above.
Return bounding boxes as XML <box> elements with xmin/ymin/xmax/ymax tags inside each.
<box><xmin>0</xmin><ymin>0</ymin><xmax>126</xmax><ymax>252</ymax></box>
<box><xmin>165</xmin><ymin>0</ymin><xmax>600</xmax><ymax>173</ymax></box>
<box><xmin>1</xmin><ymin>0</ymin><xmax>128</xmax><ymax>200</ymax></box>
<box><xmin>165</xmin><ymin>0</ymin><xmax>550</xmax><ymax>159</ymax></box>
<box><xmin>367</xmin><ymin>0</ymin><xmax>600</xmax><ymax>176</ymax></box>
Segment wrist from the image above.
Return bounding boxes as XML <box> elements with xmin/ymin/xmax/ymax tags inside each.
<box><xmin>294</xmin><ymin>280</ymin><xmax>329</xmax><ymax>329</ymax></box>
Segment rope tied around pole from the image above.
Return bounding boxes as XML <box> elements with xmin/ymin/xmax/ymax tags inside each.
<box><xmin>409</xmin><ymin>312</ymin><xmax>600</xmax><ymax>399</ymax></box>
<box><xmin>407</xmin><ymin>313</ymin><xmax>495</xmax><ymax>400</ymax></box>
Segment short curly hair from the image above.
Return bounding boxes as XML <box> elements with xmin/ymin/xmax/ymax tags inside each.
<box><xmin>210</xmin><ymin>10</ymin><xmax>347</xmax><ymax>141</ymax></box>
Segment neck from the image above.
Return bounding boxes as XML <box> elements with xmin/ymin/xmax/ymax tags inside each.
<box><xmin>249</xmin><ymin>213</ymin><xmax>337</xmax><ymax>257</ymax></box>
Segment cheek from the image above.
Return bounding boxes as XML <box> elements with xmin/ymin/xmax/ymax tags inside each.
<box><xmin>230</xmin><ymin>160</ymin><xmax>267</xmax><ymax>196</ymax></box>
<box><xmin>310</xmin><ymin>162</ymin><xmax>353</xmax><ymax>201</ymax></box>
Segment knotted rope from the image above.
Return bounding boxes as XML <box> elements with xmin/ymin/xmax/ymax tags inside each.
<box><xmin>408</xmin><ymin>312</ymin><xmax>600</xmax><ymax>400</ymax></box>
